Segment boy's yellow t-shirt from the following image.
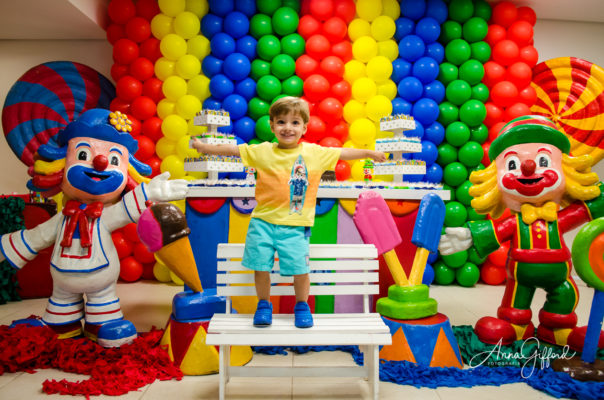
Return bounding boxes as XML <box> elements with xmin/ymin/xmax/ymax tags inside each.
<box><xmin>238</xmin><ymin>142</ymin><xmax>341</xmax><ymax>227</ymax></box>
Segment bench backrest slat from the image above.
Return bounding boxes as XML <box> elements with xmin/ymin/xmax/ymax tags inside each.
<box><xmin>217</xmin><ymin>272</ymin><xmax>379</xmax><ymax>284</ymax></box>
<box><xmin>218</xmin><ymin>259</ymin><xmax>378</xmax><ymax>271</ymax></box>
<box><xmin>217</xmin><ymin>243</ymin><xmax>378</xmax><ymax>259</ymax></box>
<box><xmin>217</xmin><ymin>285</ymin><xmax>379</xmax><ymax>297</ymax></box>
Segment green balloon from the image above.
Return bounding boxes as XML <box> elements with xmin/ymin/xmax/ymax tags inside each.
<box><xmin>282</xmin><ymin>0</ymin><xmax>300</xmax><ymax>12</ymax></box>
<box><xmin>456</xmin><ymin>262</ymin><xmax>480</xmax><ymax>286</ymax></box>
<box><xmin>438</xmin><ymin>101</ymin><xmax>459</xmax><ymax>126</ymax></box>
<box><xmin>271</xmin><ymin>94</ymin><xmax>288</xmax><ymax>104</ymax></box>
<box><xmin>470</xmin><ymin>123</ymin><xmax>488</xmax><ymax>143</ymax></box>
<box><xmin>281</xmin><ymin>33</ymin><xmax>306</xmax><ymax>59</ymax></box>
<box><xmin>257</xmin><ymin>35</ymin><xmax>281</xmax><ymax>61</ymax></box>
<box><xmin>459</xmin><ymin>59</ymin><xmax>484</xmax><ymax>85</ymax></box>
<box><xmin>250</xmin><ymin>14</ymin><xmax>273</xmax><ymax>39</ymax></box>
<box><xmin>458</xmin><ymin>141</ymin><xmax>484</xmax><ymax>167</ymax></box>
<box><xmin>250</xmin><ymin>59</ymin><xmax>271</xmax><ymax>80</ymax></box>
<box><xmin>471</xmin><ymin>163</ymin><xmax>485</xmax><ymax>173</ymax></box>
<box><xmin>445</xmin><ymin>201</ymin><xmax>468</xmax><ymax>227</ymax></box>
<box><xmin>445</xmin><ymin>121</ymin><xmax>470</xmax><ymax>147</ymax></box>
<box><xmin>439</xmin><ymin>21</ymin><xmax>462</xmax><ymax>44</ymax></box>
<box><xmin>443</xmin><ymin>161</ymin><xmax>469</xmax><ymax>187</ymax></box>
<box><xmin>282</xmin><ymin>75</ymin><xmax>304</xmax><ymax>96</ymax></box>
<box><xmin>443</xmin><ymin>183</ymin><xmax>456</xmax><ymax>201</ymax></box>
<box><xmin>437</xmin><ymin>143</ymin><xmax>458</xmax><ymax>165</ymax></box>
<box><xmin>272</xmin><ymin>7</ymin><xmax>299</xmax><ymax>36</ymax></box>
<box><xmin>473</xmin><ymin>0</ymin><xmax>493</xmax><ymax>21</ymax></box>
<box><xmin>442</xmin><ymin>249</ymin><xmax>468</xmax><ymax>269</ymax></box>
<box><xmin>255</xmin><ymin>115</ymin><xmax>275</xmax><ymax>141</ymax></box>
<box><xmin>434</xmin><ymin>261</ymin><xmax>456</xmax><ymax>285</ymax></box>
<box><xmin>257</xmin><ymin>0</ymin><xmax>282</xmax><ymax>15</ymax></box>
<box><xmin>471</xmin><ymin>83</ymin><xmax>489</xmax><ymax>102</ymax></box>
<box><xmin>455</xmin><ymin>180</ymin><xmax>473</xmax><ymax>206</ymax></box>
<box><xmin>248</xmin><ymin>97</ymin><xmax>270</xmax><ymax>121</ymax></box>
<box><xmin>462</xmin><ymin>17</ymin><xmax>488</xmax><ymax>43</ymax></box>
<box><xmin>445</xmin><ymin>38</ymin><xmax>471</xmax><ymax>66</ymax></box>
<box><xmin>438</xmin><ymin>63</ymin><xmax>459</xmax><ymax>86</ymax></box>
<box><xmin>459</xmin><ymin>99</ymin><xmax>486</xmax><ymax>127</ymax></box>
<box><xmin>446</xmin><ymin>79</ymin><xmax>472</xmax><ymax>106</ymax></box>
<box><xmin>449</xmin><ymin>0</ymin><xmax>474</xmax><ymax>23</ymax></box>
<box><xmin>467</xmin><ymin>206</ymin><xmax>486</xmax><ymax>221</ymax></box>
<box><xmin>468</xmin><ymin>246</ymin><xmax>486</xmax><ymax>265</ymax></box>
<box><xmin>470</xmin><ymin>41</ymin><xmax>491</xmax><ymax>63</ymax></box>
<box><xmin>270</xmin><ymin>54</ymin><xmax>295</xmax><ymax>79</ymax></box>
<box><xmin>249</xmin><ymin>138</ymin><xmax>262</xmax><ymax>145</ymax></box>
<box><xmin>256</xmin><ymin>75</ymin><xmax>282</xmax><ymax>101</ymax></box>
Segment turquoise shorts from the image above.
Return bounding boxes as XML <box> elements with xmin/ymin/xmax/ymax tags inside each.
<box><xmin>242</xmin><ymin>218</ymin><xmax>310</xmax><ymax>276</ymax></box>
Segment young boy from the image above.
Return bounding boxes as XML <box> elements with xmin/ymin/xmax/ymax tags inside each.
<box><xmin>192</xmin><ymin>97</ymin><xmax>386</xmax><ymax>328</ymax></box>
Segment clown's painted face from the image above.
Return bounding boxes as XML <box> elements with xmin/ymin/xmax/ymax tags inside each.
<box><xmin>61</xmin><ymin>137</ymin><xmax>130</xmax><ymax>203</ymax></box>
<box><xmin>495</xmin><ymin>142</ymin><xmax>565</xmax><ymax>212</ymax></box>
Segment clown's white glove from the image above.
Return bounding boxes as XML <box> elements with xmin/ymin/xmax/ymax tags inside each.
<box><xmin>146</xmin><ymin>172</ymin><xmax>189</xmax><ymax>202</ymax></box>
<box><xmin>438</xmin><ymin>227</ymin><xmax>473</xmax><ymax>255</ymax></box>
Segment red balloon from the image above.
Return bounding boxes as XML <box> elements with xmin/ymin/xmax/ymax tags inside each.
<box><xmin>482</xmin><ymin>61</ymin><xmax>505</xmax><ymax>87</ymax></box>
<box><xmin>330</xmin><ymin>80</ymin><xmax>351</xmax><ymax>103</ymax></box>
<box><xmin>488</xmin><ymin>121</ymin><xmax>507</xmax><ymax>142</ymax></box>
<box><xmin>487</xmin><ymin>241</ymin><xmax>510</xmax><ymax>267</ymax></box>
<box><xmin>491</xmin><ymin>81</ymin><xmax>518</xmax><ymax>108</ymax></box>
<box><xmin>484</xmin><ymin>24</ymin><xmax>506</xmax><ymax>46</ymax></box>
<box><xmin>110</xmin><ymin>97</ymin><xmax>131</xmax><ymax>114</ymax></box>
<box><xmin>480</xmin><ymin>261</ymin><xmax>507</xmax><ymax>285</ymax></box>
<box><xmin>112</xmin><ymin>231</ymin><xmax>133</xmax><ymax>259</ymax></box>
<box><xmin>334</xmin><ymin>159</ymin><xmax>351</xmax><ymax>180</ymax></box>
<box><xmin>491</xmin><ymin>1</ymin><xmax>518</xmax><ymax>28</ymax></box>
<box><xmin>116</xmin><ymin>75</ymin><xmax>143</xmax><ymax>101</ymax></box>
<box><xmin>111</xmin><ymin>63</ymin><xmax>129</xmax><ymax>82</ymax></box>
<box><xmin>143</xmin><ymin>116</ymin><xmax>164</xmax><ymax>141</ymax></box>
<box><xmin>301</xmin><ymin>96</ymin><xmax>316</xmax><ymax>114</ymax></box>
<box><xmin>519</xmin><ymin>45</ymin><xmax>539</xmax><ymax>68</ymax></box>
<box><xmin>125</xmin><ymin>16</ymin><xmax>151</xmax><ymax>43</ymax></box>
<box><xmin>133</xmin><ymin>242</ymin><xmax>156</xmax><ymax>264</ymax></box>
<box><xmin>295</xmin><ymin>55</ymin><xmax>319</xmax><ymax>80</ymax></box>
<box><xmin>131</xmin><ymin>96</ymin><xmax>157</xmax><ymax>120</ymax></box>
<box><xmin>319</xmin><ymin>136</ymin><xmax>343</xmax><ymax>147</ymax></box>
<box><xmin>331</xmin><ymin>40</ymin><xmax>353</xmax><ymax>62</ymax></box>
<box><xmin>306</xmin><ymin>34</ymin><xmax>331</xmax><ymax>60</ymax></box>
<box><xmin>333</xmin><ymin>0</ymin><xmax>356</xmax><ymax>23</ymax></box>
<box><xmin>320</xmin><ymin>56</ymin><xmax>345</xmax><ymax>83</ymax></box>
<box><xmin>504</xmin><ymin>102</ymin><xmax>531</xmax><ymax>121</ymax></box>
<box><xmin>136</xmin><ymin>0</ymin><xmax>161</xmax><ymax>21</ymax></box>
<box><xmin>129</xmin><ymin>116</ymin><xmax>142</xmax><ymax>136</ymax></box>
<box><xmin>106</xmin><ymin>24</ymin><xmax>125</xmax><ymax>45</ymax></box>
<box><xmin>129</xmin><ymin>57</ymin><xmax>155</xmax><ymax>81</ymax></box>
<box><xmin>484</xmin><ymin>102</ymin><xmax>503</xmax><ymax>126</ymax></box>
<box><xmin>505</xmin><ymin>62</ymin><xmax>532</xmax><ymax>88</ymax></box>
<box><xmin>135</xmin><ymin>135</ymin><xmax>155</xmax><ymax>161</ymax></box>
<box><xmin>120</xmin><ymin>256</ymin><xmax>143</xmax><ymax>282</ymax></box>
<box><xmin>322</xmin><ymin>17</ymin><xmax>347</xmax><ymax>42</ymax></box>
<box><xmin>309</xmin><ymin>0</ymin><xmax>334</xmax><ymax>21</ymax></box>
<box><xmin>507</xmin><ymin>21</ymin><xmax>533</xmax><ymax>46</ymax></box>
<box><xmin>329</xmin><ymin>120</ymin><xmax>349</xmax><ymax>142</ymax></box>
<box><xmin>298</xmin><ymin>15</ymin><xmax>321</xmax><ymax>39</ymax></box>
<box><xmin>140</xmin><ymin>37</ymin><xmax>162</xmax><ymax>61</ymax></box>
<box><xmin>123</xmin><ymin>222</ymin><xmax>140</xmax><ymax>242</ymax></box>
<box><xmin>518</xmin><ymin>85</ymin><xmax>537</xmax><ymax>106</ymax></box>
<box><xmin>492</xmin><ymin>40</ymin><xmax>519</xmax><ymax>66</ymax></box>
<box><xmin>142</xmin><ymin>77</ymin><xmax>164</xmax><ymax>103</ymax></box>
<box><xmin>517</xmin><ymin>6</ymin><xmax>537</xmax><ymax>26</ymax></box>
<box><xmin>108</xmin><ymin>0</ymin><xmax>136</xmax><ymax>24</ymax></box>
<box><xmin>317</xmin><ymin>97</ymin><xmax>343</xmax><ymax>125</ymax></box>
<box><xmin>481</xmin><ymin>142</ymin><xmax>491</xmax><ymax>166</ymax></box>
<box><xmin>305</xmin><ymin>115</ymin><xmax>327</xmax><ymax>142</ymax></box>
<box><xmin>146</xmin><ymin>156</ymin><xmax>162</xmax><ymax>177</ymax></box>
<box><xmin>113</xmin><ymin>38</ymin><xmax>139</xmax><ymax>64</ymax></box>
<box><xmin>303</xmin><ymin>74</ymin><xmax>330</xmax><ymax>102</ymax></box>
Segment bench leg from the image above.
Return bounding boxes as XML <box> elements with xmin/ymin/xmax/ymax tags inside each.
<box><xmin>365</xmin><ymin>345</ymin><xmax>379</xmax><ymax>400</ymax></box>
<box><xmin>218</xmin><ymin>345</ymin><xmax>231</xmax><ymax>400</ymax></box>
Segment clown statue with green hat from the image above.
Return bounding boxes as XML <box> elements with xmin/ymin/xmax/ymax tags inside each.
<box><xmin>440</xmin><ymin>115</ymin><xmax>604</xmax><ymax>351</ymax></box>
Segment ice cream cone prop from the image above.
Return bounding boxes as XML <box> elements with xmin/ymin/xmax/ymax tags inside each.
<box><xmin>138</xmin><ymin>203</ymin><xmax>203</xmax><ymax>292</ymax></box>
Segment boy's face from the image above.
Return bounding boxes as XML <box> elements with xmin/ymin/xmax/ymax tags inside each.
<box><xmin>270</xmin><ymin>112</ymin><xmax>307</xmax><ymax>149</ymax></box>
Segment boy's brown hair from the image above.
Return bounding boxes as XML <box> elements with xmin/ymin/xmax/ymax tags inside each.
<box><xmin>268</xmin><ymin>96</ymin><xmax>310</xmax><ymax>123</ymax></box>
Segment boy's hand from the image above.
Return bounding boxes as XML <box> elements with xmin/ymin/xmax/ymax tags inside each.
<box><xmin>370</xmin><ymin>151</ymin><xmax>387</xmax><ymax>162</ymax></box>
<box><xmin>191</xmin><ymin>138</ymin><xmax>204</xmax><ymax>153</ymax></box>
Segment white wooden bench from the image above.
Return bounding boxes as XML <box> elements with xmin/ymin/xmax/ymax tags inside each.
<box><xmin>206</xmin><ymin>243</ymin><xmax>391</xmax><ymax>400</ymax></box>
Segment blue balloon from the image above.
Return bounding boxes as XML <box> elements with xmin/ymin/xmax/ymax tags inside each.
<box><xmin>406</xmin><ymin>120</ymin><xmax>424</xmax><ymax>139</ymax></box>
<box><xmin>235</xmin><ymin>0</ymin><xmax>256</xmax><ymax>17</ymax></box>
<box><xmin>412</xmin><ymin>56</ymin><xmax>439</xmax><ymax>84</ymax></box>
<box><xmin>423</xmin><ymin>80</ymin><xmax>445</xmax><ymax>103</ymax></box>
<box><xmin>398</xmin><ymin>35</ymin><xmax>425</xmax><ymax>62</ymax></box>
<box><xmin>223</xmin><ymin>94</ymin><xmax>247</xmax><ymax>120</ymax></box>
<box><xmin>235</xmin><ymin>77</ymin><xmax>257</xmax><ymax>101</ymax></box>
<box><xmin>428</xmin><ymin>251</ymin><xmax>438</xmax><ymax>264</ymax></box>
<box><xmin>201</xmin><ymin>14</ymin><xmax>223</xmax><ymax>38</ymax></box>
<box><xmin>398</xmin><ymin>76</ymin><xmax>423</xmax><ymax>102</ymax></box>
<box><xmin>210</xmin><ymin>32</ymin><xmax>236</xmax><ymax>60</ymax></box>
<box><xmin>394</xmin><ymin>17</ymin><xmax>415</xmax><ymax>41</ymax></box>
<box><xmin>415</xmin><ymin>140</ymin><xmax>438</xmax><ymax>166</ymax></box>
<box><xmin>224</xmin><ymin>11</ymin><xmax>249</xmax><ymax>39</ymax></box>
<box><xmin>223</xmin><ymin>52</ymin><xmax>251</xmax><ymax>81</ymax></box>
<box><xmin>415</xmin><ymin>17</ymin><xmax>440</xmax><ymax>44</ymax></box>
<box><xmin>425</xmin><ymin>42</ymin><xmax>444</xmax><ymax>63</ymax></box>
<box><xmin>406</xmin><ymin>173</ymin><xmax>423</xmax><ymax>182</ymax></box>
<box><xmin>217</xmin><ymin>124</ymin><xmax>233</xmax><ymax>134</ymax></box>
<box><xmin>424</xmin><ymin>121</ymin><xmax>445</xmax><ymax>145</ymax></box>
<box><xmin>203</xmin><ymin>97</ymin><xmax>222</xmax><ymax>110</ymax></box>
<box><xmin>234</xmin><ymin>116</ymin><xmax>255</xmax><ymax>142</ymax></box>
<box><xmin>392</xmin><ymin>97</ymin><xmax>412</xmax><ymax>115</ymax></box>
<box><xmin>236</xmin><ymin>35</ymin><xmax>257</xmax><ymax>60</ymax></box>
<box><xmin>209</xmin><ymin>74</ymin><xmax>234</xmax><ymax>100</ymax></box>
<box><xmin>426</xmin><ymin>0</ymin><xmax>448</xmax><ymax>24</ymax></box>
<box><xmin>391</xmin><ymin>58</ymin><xmax>412</xmax><ymax>83</ymax></box>
<box><xmin>400</xmin><ymin>0</ymin><xmax>426</xmax><ymax>21</ymax></box>
<box><xmin>209</xmin><ymin>0</ymin><xmax>234</xmax><ymax>17</ymax></box>
<box><xmin>422</xmin><ymin>263</ymin><xmax>435</xmax><ymax>286</ymax></box>
<box><xmin>412</xmin><ymin>98</ymin><xmax>439</xmax><ymax>126</ymax></box>
<box><xmin>201</xmin><ymin>55</ymin><xmax>223</xmax><ymax>77</ymax></box>
<box><xmin>424</xmin><ymin>163</ymin><xmax>443</xmax><ymax>183</ymax></box>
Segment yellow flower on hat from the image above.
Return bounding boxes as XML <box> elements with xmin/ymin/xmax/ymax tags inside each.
<box><xmin>109</xmin><ymin>111</ymin><xmax>132</xmax><ymax>133</ymax></box>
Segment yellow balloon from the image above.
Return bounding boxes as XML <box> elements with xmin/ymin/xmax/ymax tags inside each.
<box><xmin>188</xmin><ymin>170</ymin><xmax>208</xmax><ymax>179</ymax></box>
<box><xmin>347</xmin><ymin>19</ymin><xmax>371</xmax><ymax>42</ymax></box>
<box><xmin>186</xmin><ymin>0</ymin><xmax>209</xmax><ymax>18</ymax></box>
<box><xmin>162</xmin><ymin>75</ymin><xmax>188</xmax><ymax>101</ymax></box>
<box><xmin>343</xmin><ymin>140</ymin><xmax>355</xmax><ymax>149</ymax></box>
<box><xmin>154</xmin><ymin>57</ymin><xmax>176</xmax><ymax>80</ymax></box>
<box><xmin>176</xmin><ymin>135</ymin><xmax>197</xmax><ymax>158</ymax></box>
<box><xmin>162</xmin><ymin>114</ymin><xmax>188</xmax><ymax>141</ymax></box>
<box><xmin>159</xmin><ymin>0</ymin><xmax>186</xmax><ymax>17</ymax></box>
<box><xmin>366</xmin><ymin>56</ymin><xmax>393</xmax><ymax>83</ymax></box>
<box><xmin>170</xmin><ymin>270</ymin><xmax>185</xmax><ymax>285</ymax></box>
<box><xmin>176</xmin><ymin>94</ymin><xmax>202</xmax><ymax>119</ymax></box>
<box><xmin>370</xmin><ymin>16</ymin><xmax>396</xmax><ymax>41</ymax></box>
<box><xmin>378</xmin><ymin>39</ymin><xmax>399</xmax><ymax>62</ymax></box>
<box><xmin>175</xmin><ymin>54</ymin><xmax>201</xmax><ymax>79</ymax></box>
<box><xmin>153</xmin><ymin>261</ymin><xmax>172</xmax><ymax>282</ymax></box>
<box><xmin>343</xmin><ymin>99</ymin><xmax>366</xmax><ymax>123</ymax></box>
<box><xmin>351</xmin><ymin>77</ymin><xmax>377</xmax><ymax>102</ymax></box>
<box><xmin>366</xmin><ymin>95</ymin><xmax>393</xmax><ymax>122</ymax></box>
<box><xmin>352</xmin><ymin>36</ymin><xmax>378</xmax><ymax>63</ymax></box>
<box><xmin>161</xmin><ymin>154</ymin><xmax>186</xmax><ymax>179</ymax></box>
<box><xmin>349</xmin><ymin>118</ymin><xmax>376</xmax><ymax>147</ymax></box>
<box><xmin>188</xmin><ymin>118</ymin><xmax>208</xmax><ymax>135</ymax></box>
<box><xmin>356</xmin><ymin>0</ymin><xmax>382</xmax><ymax>21</ymax></box>
<box><xmin>187</xmin><ymin>35</ymin><xmax>210</xmax><ymax>59</ymax></box>
<box><xmin>174</xmin><ymin>11</ymin><xmax>200</xmax><ymax>39</ymax></box>
<box><xmin>187</xmin><ymin>75</ymin><xmax>210</xmax><ymax>100</ymax></box>
<box><xmin>156</xmin><ymin>137</ymin><xmax>177</xmax><ymax>159</ymax></box>
<box><xmin>382</xmin><ymin>0</ymin><xmax>401</xmax><ymax>19</ymax></box>
<box><xmin>151</xmin><ymin>14</ymin><xmax>174</xmax><ymax>39</ymax></box>
<box><xmin>160</xmin><ymin>33</ymin><xmax>188</xmax><ymax>61</ymax></box>
<box><xmin>343</xmin><ymin>60</ymin><xmax>367</xmax><ymax>83</ymax></box>
<box><xmin>157</xmin><ymin>98</ymin><xmax>177</xmax><ymax>119</ymax></box>
<box><xmin>350</xmin><ymin>160</ymin><xmax>365</xmax><ymax>181</ymax></box>
<box><xmin>377</xmin><ymin>80</ymin><xmax>398</xmax><ymax>100</ymax></box>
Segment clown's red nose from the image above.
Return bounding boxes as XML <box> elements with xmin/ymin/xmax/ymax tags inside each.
<box><xmin>521</xmin><ymin>159</ymin><xmax>536</xmax><ymax>176</ymax></box>
<box><xmin>93</xmin><ymin>155</ymin><xmax>108</xmax><ymax>171</ymax></box>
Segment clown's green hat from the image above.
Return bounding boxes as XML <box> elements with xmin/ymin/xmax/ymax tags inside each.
<box><xmin>489</xmin><ymin>115</ymin><xmax>570</xmax><ymax>161</ymax></box>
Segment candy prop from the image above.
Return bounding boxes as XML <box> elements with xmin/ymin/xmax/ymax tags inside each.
<box><xmin>2</xmin><ymin>61</ymin><xmax>115</xmax><ymax>167</ymax></box>
<box><xmin>531</xmin><ymin>57</ymin><xmax>604</xmax><ymax>165</ymax></box>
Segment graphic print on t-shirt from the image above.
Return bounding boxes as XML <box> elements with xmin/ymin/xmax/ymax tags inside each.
<box><xmin>288</xmin><ymin>155</ymin><xmax>309</xmax><ymax>214</ymax></box>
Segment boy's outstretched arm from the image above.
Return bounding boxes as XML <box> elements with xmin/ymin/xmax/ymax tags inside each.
<box><xmin>191</xmin><ymin>138</ymin><xmax>240</xmax><ymax>156</ymax></box>
<box><xmin>339</xmin><ymin>148</ymin><xmax>387</xmax><ymax>162</ymax></box>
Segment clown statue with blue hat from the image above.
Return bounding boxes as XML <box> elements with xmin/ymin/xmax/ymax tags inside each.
<box><xmin>0</xmin><ymin>109</ymin><xmax>189</xmax><ymax>347</ymax></box>
<box><xmin>440</xmin><ymin>115</ymin><xmax>604</xmax><ymax>351</ymax></box>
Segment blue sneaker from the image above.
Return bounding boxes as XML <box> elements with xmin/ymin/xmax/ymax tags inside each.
<box><xmin>253</xmin><ymin>300</ymin><xmax>272</xmax><ymax>327</ymax></box>
<box><xmin>96</xmin><ymin>320</ymin><xmax>137</xmax><ymax>348</ymax></box>
<box><xmin>294</xmin><ymin>301</ymin><xmax>313</xmax><ymax>328</ymax></box>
